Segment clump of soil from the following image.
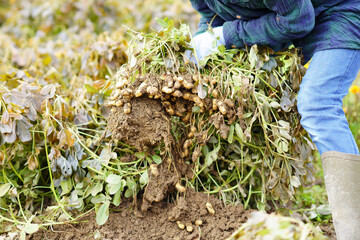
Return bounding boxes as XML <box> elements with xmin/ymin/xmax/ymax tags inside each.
<box><xmin>107</xmin><ymin>97</ymin><xmax>172</xmax><ymax>152</ymax></box>
<box><xmin>31</xmin><ymin>190</ymin><xmax>251</xmax><ymax>240</ymax></box>
<box><xmin>141</xmin><ymin>160</ymin><xmax>178</xmax><ymax>208</ymax></box>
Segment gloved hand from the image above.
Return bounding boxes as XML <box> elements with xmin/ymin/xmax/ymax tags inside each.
<box><xmin>185</xmin><ymin>26</ymin><xmax>225</xmax><ymax>66</ymax></box>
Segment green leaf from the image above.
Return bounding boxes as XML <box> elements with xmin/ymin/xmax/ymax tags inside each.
<box><xmin>90</xmin><ymin>181</ymin><xmax>103</xmax><ymax>197</ymax></box>
<box><xmin>152</xmin><ymin>155</ymin><xmax>162</xmax><ymax>164</ymax></box>
<box><xmin>24</xmin><ymin>223</ymin><xmax>39</xmax><ymax>234</ymax></box>
<box><xmin>205</xmin><ymin>144</ymin><xmax>221</xmax><ymax>167</ymax></box>
<box><xmin>317</xmin><ymin>205</ymin><xmax>331</xmax><ymax>216</ymax></box>
<box><xmin>248</xmin><ymin>45</ymin><xmax>258</xmax><ymax>69</ymax></box>
<box><xmin>235</xmin><ymin>123</ymin><xmax>245</xmax><ymax>142</ymax></box>
<box><xmin>60</xmin><ymin>178</ymin><xmax>72</xmax><ymax>195</ymax></box>
<box><xmin>84</xmin><ymin>84</ymin><xmax>98</xmax><ymax>93</ymax></box>
<box><xmin>126</xmin><ymin>177</ymin><xmax>136</xmax><ymax>189</ymax></box>
<box><xmin>124</xmin><ymin>188</ymin><xmax>133</xmax><ymax>198</ymax></box>
<box><xmin>135</xmin><ymin>152</ymin><xmax>146</xmax><ymax>159</ymax></box>
<box><xmin>0</xmin><ymin>183</ymin><xmax>11</xmax><ymax>197</ymax></box>
<box><xmin>106</xmin><ymin>174</ymin><xmax>122</xmax><ymax>185</ymax></box>
<box><xmin>113</xmin><ymin>189</ymin><xmax>122</xmax><ymax>207</ymax></box>
<box><xmin>218</xmin><ymin>45</ymin><xmax>226</xmax><ymax>53</ymax></box>
<box><xmin>91</xmin><ymin>194</ymin><xmax>106</xmax><ymax>204</ymax></box>
<box><xmin>156</xmin><ymin>18</ymin><xmax>168</xmax><ymax>28</ymax></box>
<box><xmin>228</xmin><ymin>124</ymin><xmax>234</xmax><ymax>144</ymax></box>
<box><xmin>96</xmin><ymin>201</ymin><xmax>110</xmax><ymax>225</ymax></box>
<box><xmin>192</xmin><ymin>106</ymin><xmax>200</xmax><ymax>113</ymax></box>
<box><xmin>20</xmin><ymin>230</ymin><xmax>26</xmax><ymax>240</ymax></box>
<box><xmin>129</xmin><ymin>55</ymin><xmax>137</xmax><ymax>68</ymax></box>
<box><xmin>106</xmin><ymin>174</ymin><xmax>126</xmax><ymax>195</ymax></box>
<box><xmin>140</xmin><ymin>171</ymin><xmax>149</xmax><ymax>188</ymax></box>
<box><xmin>283</xmin><ymin>57</ymin><xmax>294</xmax><ymax>70</ymax></box>
<box><xmin>243</xmin><ymin>112</ymin><xmax>252</xmax><ymax>119</ymax></box>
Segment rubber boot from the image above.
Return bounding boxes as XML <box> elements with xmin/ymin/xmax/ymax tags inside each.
<box><xmin>321</xmin><ymin>151</ymin><xmax>360</xmax><ymax>240</ymax></box>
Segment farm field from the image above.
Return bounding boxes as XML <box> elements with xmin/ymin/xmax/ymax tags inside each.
<box><xmin>1</xmin><ymin>1</ymin><xmax>359</xmax><ymax>239</ymax></box>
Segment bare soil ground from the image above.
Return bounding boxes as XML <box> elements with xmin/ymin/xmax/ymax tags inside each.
<box><xmin>29</xmin><ymin>191</ymin><xmax>336</xmax><ymax>240</ymax></box>
<box><xmin>31</xmin><ymin>190</ymin><xmax>251</xmax><ymax>240</ymax></box>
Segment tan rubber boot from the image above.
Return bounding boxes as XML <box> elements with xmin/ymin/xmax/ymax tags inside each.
<box><xmin>322</xmin><ymin>151</ymin><xmax>360</xmax><ymax>240</ymax></box>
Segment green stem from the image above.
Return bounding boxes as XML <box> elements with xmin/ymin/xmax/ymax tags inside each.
<box><xmin>43</xmin><ymin>131</ymin><xmax>73</xmax><ymax>220</ymax></box>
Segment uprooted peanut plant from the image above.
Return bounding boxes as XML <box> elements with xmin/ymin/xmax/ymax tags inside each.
<box><xmin>107</xmin><ymin>19</ymin><xmax>315</xmax><ymax>212</ymax></box>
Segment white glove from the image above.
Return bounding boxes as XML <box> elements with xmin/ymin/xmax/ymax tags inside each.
<box><xmin>185</xmin><ymin>27</ymin><xmax>225</xmax><ymax>66</ymax></box>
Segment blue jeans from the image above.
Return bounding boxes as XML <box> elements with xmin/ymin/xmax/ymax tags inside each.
<box><xmin>297</xmin><ymin>49</ymin><xmax>360</xmax><ymax>155</ymax></box>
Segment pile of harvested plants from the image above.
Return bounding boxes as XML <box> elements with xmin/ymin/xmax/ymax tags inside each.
<box><xmin>107</xmin><ymin>19</ymin><xmax>316</xmax><ymax>210</ymax></box>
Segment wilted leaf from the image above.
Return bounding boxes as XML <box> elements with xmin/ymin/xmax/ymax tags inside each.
<box><xmin>129</xmin><ymin>55</ymin><xmax>137</xmax><ymax>68</ymax></box>
<box><xmin>74</xmin><ymin>142</ymin><xmax>85</xmax><ymax>160</ymax></box>
<box><xmin>1</xmin><ymin>111</ymin><xmax>10</xmax><ymax>125</ymax></box>
<box><xmin>57</xmin><ymin>129</ymin><xmax>75</xmax><ymax>148</ymax></box>
<box><xmin>40</xmin><ymin>83</ymin><xmax>57</xmax><ymax>98</ymax></box>
<box><xmin>290</xmin><ymin>176</ymin><xmax>301</xmax><ymax>188</ymax></box>
<box><xmin>93</xmin><ymin>80</ymin><xmax>107</xmax><ymax>90</ymax></box>
<box><xmin>280</xmin><ymin>90</ymin><xmax>295</xmax><ymax>112</ymax></box>
<box><xmin>3</xmin><ymin>90</ymin><xmax>27</xmax><ymax>108</ymax></box>
<box><xmin>262</xmin><ymin>58</ymin><xmax>277</xmax><ymax>71</ymax></box>
<box><xmin>65</xmin><ymin>129</ymin><xmax>75</xmax><ymax>147</ymax></box>
<box><xmin>3</xmin><ymin>121</ymin><xmax>17</xmax><ymax>143</ymax></box>
<box><xmin>0</xmin><ymin>121</ymin><xmax>13</xmax><ymax>134</ymax></box>
<box><xmin>164</xmin><ymin>58</ymin><xmax>175</xmax><ymax>68</ymax></box>
<box><xmin>74</xmin><ymin>110</ymin><xmax>91</xmax><ymax>126</ymax></box>
<box><xmin>269</xmin><ymin>73</ymin><xmax>279</xmax><ymax>88</ymax></box>
<box><xmin>16</xmin><ymin>118</ymin><xmax>33</xmax><ymax>142</ymax></box>
<box><xmin>48</xmin><ymin>147</ymin><xmax>61</xmax><ymax>161</ymax></box>
<box><xmin>248</xmin><ymin>45</ymin><xmax>258</xmax><ymax>69</ymax></box>
<box><xmin>26</xmin><ymin>154</ymin><xmax>38</xmax><ymax>170</ymax></box>
<box><xmin>99</xmin><ymin>147</ymin><xmax>117</xmax><ymax>166</ymax></box>
<box><xmin>55</xmin><ymin>156</ymin><xmax>72</xmax><ymax>177</ymax></box>
<box><xmin>68</xmin><ymin>154</ymin><xmax>78</xmax><ymax>171</ymax></box>
<box><xmin>0</xmin><ymin>151</ymin><xmax>4</xmax><ymax>165</ymax></box>
<box><xmin>279</xmin><ymin>129</ymin><xmax>292</xmax><ymax>141</ymax></box>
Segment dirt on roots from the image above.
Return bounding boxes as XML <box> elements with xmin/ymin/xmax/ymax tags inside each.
<box><xmin>107</xmin><ymin>97</ymin><xmax>173</xmax><ymax>152</ymax></box>
<box><xmin>31</xmin><ymin>190</ymin><xmax>251</xmax><ymax>240</ymax></box>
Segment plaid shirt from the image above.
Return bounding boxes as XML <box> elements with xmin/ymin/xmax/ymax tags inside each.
<box><xmin>190</xmin><ymin>0</ymin><xmax>360</xmax><ymax>61</ymax></box>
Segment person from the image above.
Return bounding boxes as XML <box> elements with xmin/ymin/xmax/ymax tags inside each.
<box><xmin>188</xmin><ymin>1</ymin><xmax>360</xmax><ymax>239</ymax></box>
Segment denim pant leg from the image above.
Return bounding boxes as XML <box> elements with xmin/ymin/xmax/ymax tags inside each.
<box><xmin>297</xmin><ymin>49</ymin><xmax>360</xmax><ymax>155</ymax></box>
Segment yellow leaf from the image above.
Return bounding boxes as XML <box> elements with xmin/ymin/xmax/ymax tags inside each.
<box><xmin>65</xmin><ymin>129</ymin><xmax>75</xmax><ymax>147</ymax></box>
<box><xmin>93</xmin><ymin>79</ymin><xmax>107</xmax><ymax>90</ymax></box>
<box><xmin>42</xmin><ymin>54</ymin><xmax>52</xmax><ymax>66</ymax></box>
